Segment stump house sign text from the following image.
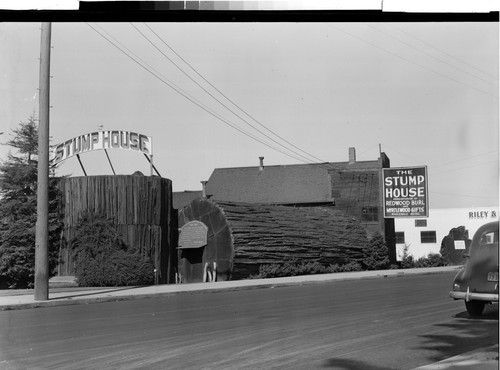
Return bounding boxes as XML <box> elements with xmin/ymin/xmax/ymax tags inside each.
<box><xmin>383</xmin><ymin>166</ymin><xmax>428</xmax><ymax>218</ymax></box>
<box><xmin>51</xmin><ymin>130</ymin><xmax>153</xmax><ymax>164</ymax></box>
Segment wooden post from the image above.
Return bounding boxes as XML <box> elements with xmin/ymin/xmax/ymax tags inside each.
<box><xmin>76</xmin><ymin>154</ymin><xmax>87</xmax><ymax>176</ymax></box>
<box><xmin>35</xmin><ymin>22</ymin><xmax>51</xmax><ymax>301</ymax></box>
<box><xmin>104</xmin><ymin>149</ymin><xmax>116</xmax><ymax>175</ymax></box>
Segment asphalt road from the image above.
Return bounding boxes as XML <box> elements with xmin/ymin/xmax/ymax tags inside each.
<box><xmin>0</xmin><ymin>271</ymin><xmax>498</xmax><ymax>370</ymax></box>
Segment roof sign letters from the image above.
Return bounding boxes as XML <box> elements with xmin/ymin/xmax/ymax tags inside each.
<box><xmin>51</xmin><ymin>130</ymin><xmax>153</xmax><ymax>164</ymax></box>
<box><xmin>383</xmin><ymin>166</ymin><xmax>428</xmax><ymax>218</ymax></box>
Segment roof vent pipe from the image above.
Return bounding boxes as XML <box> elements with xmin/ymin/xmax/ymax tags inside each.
<box><xmin>259</xmin><ymin>156</ymin><xmax>264</xmax><ymax>171</ymax></box>
<box><xmin>348</xmin><ymin>147</ymin><xmax>356</xmax><ymax>164</ymax></box>
<box><xmin>201</xmin><ymin>181</ymin><xmax>208</xmax><ymax>198</ymax></box>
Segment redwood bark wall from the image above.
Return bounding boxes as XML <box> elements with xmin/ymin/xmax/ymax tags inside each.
<box><xmin>58</xmin><ymin>175</ymin><xmax>176</xmax><ymax>284</ymax></box>
<box><xmin>179</xmin><ymin>198</ymin><xmax>370</xmax><ymax>281</ymax></box>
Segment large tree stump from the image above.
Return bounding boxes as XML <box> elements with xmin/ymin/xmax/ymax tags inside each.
<box><xmin>178</xmin><ymin>198</ymin><xmax>369</xmax><ymax>281</ymax></box>
<box><xmin>57</xmin><ymin>175</ymin><xmax>176</xmax><ymax>284</ymax></box>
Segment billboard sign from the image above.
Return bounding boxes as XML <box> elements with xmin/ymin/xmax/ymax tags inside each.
<box><xmin>383</xmin><ymin>166</ymin><xmax>428</xmax><ymax>218</ymax></box>
<box><xmin>51</xmin><ymin>130</ymin><xmax>152</xmax><ymax>165</ymax></box>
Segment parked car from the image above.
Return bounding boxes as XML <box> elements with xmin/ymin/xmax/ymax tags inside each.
<box><xmin>449</xmin><ymin>221</ymin><xmax>499</xmax><ymax>315</ymax></box>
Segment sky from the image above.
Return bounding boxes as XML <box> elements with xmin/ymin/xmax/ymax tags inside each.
<box><xmin>0</xmin><ymin>21</ymin><xmax>498</xmax><ymax>209</ymax></box>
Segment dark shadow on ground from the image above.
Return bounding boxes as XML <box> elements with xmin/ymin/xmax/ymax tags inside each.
<box><xmin>48</xmin><ymin>285</ymin><xmax>149</xmax><ymax>300</ymax></box>
<box><xmin>321</xmin><ymin>305</ymin><xmax>498</xmax><ymax>369</ymax></box>
<box><xmin>417</xmin><ymin>303</ymin><xmax>498</xmax><ymax>363</ymax></box>
<box><xmin>0</xmin><ymin>285</ymin><xmax>148</xmax><ymax>297</ymax></box>
<box><xmin>453</xmin><ymin>303</ymin><xmax>499</xmax><ymax>321</ymax></box>
<box><xmin>322</xmin><ymin>358</ymin><xmax>396</xmax><ymax>370</ymax></box>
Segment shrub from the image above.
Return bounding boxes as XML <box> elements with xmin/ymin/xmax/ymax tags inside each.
<box><xmin>325</xmin><ymin>264</ymin><xmax>343</xmax><ymax>273</ymax></box>
<box><xmin>399</xmin><ymin>245</ymin><xmax>416</xmax><ymax>269</ymax></box>
<box><xmin>362</xmin><ymin>234</ymin><xmax>390</xmax><ymax>271</ymax></box>
<box><xmin>70</xmin><ymin>212</ymin><xmax>154</xmax><ymax>287</ymax></box>
<box><xmin>256</xmin><ymin>263</ymin><xmax>283</xmax><ymax>279</ymax></box>
<box><xmin>252</xmin><ymin>259</ymin><xmax>363</xmax><ymax>279</ymax></box>
<box><xmin>415</xmin><ymin>253</ymin><xmax>445</xmax><ymax>268</ymax></box>
<box><xmin>297</xmin><ymin>261</ymin><xmax>327</xmax><ymax>275</ymax></box>
<box><xmin>339</xmin><ymin>261</ymin><xmax>363</xmax><ymax>272</ymax></box>
<box><xmin>398</xmin><ymin>244</ymin><xmax>445</xmax><ymax>269</ymax></box>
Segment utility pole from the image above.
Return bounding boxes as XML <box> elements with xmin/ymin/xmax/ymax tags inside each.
<box><xmin>35</xmin><ymin>22</ymin><xmax>51</xmax><ymax>301</ymax></box>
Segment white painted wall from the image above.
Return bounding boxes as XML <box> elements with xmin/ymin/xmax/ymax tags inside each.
<box><xmin>394</xmin><ymin>207</ymin><xmax>499</xmax><ymax>260</ymax></box>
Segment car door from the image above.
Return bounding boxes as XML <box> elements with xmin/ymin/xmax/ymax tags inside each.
<box><xmin>468</xmin><ymin>223</ymin><xmax>499</xmax><ymax>294</ymax></box>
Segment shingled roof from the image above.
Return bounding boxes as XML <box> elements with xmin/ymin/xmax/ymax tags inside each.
<box><xmin>205</xmin><ymin>160</ymin><xmax>335</xmax><ymax>205</ymax></box>
<box><xmin>171</xmin><ymin>148</ymin><xmax>387</xmax><ymax>208</ymax></box>
<box><xmin>204</xmin><ymin>148</ymin><xmax>385</xmax><ymax>205</ymax></box>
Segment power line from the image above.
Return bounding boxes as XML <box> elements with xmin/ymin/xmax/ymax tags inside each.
<box><xmin>142</xmin><ymin>23</ymin><xmax>328</xmax><ymax>164</ymax></box>
<box><xmin>86</xmin><ymin>23</ymin><xmax>331</xmax><ymax>168</ymax></box>
<box><xmin>380</xmin><ymin>144</ymin><xmax>424</xmax><ymax>166</ymax></box>
<box><xmin>430</xmin><ymin>159</ymin><xmax>498</xmax><ymax>176</ymax></box>
<box><xmin>389</xmin><ymin>25</ymin><xmax>498</xmax><ymax>80</ymax></box>
<box><xmin>431</xmin><ymin>150</ymin><xmax>498</xmax><ymax>169</ymax></box>
<box><xmin>368</xmin><ymin>24</ymin><xmax>498</xmax><ymax>89</ymax></box>
<box><xmin>355</xmin><ymin>144</ymin><xmax>381</xmax><ymax>159</ymax></box>
<box><xmin>329</xmin><ymin>25</ymin><xmax>499</xmax><ymax>99</ymax></box>
<box><xmin>430</xmin><ymin>190</ymin><xmax>498</xmax><ymax>200</ymax></box>
<box><xmin>130</xmin><ymin>23</ymin><xmax>327</xmax><ymax>165</ymax></box>
<box><xmin>88</xmin><ymin>24</ymin><xmax>313</xmax><ymax>163</ymax></box>
<box><xmin>84</xmin><ymin>24</ymin><xmax>285</xmax><ymax>154</ymax></box>
<box><xmin>382</xmin><ymin>144</ymin><xmax>498</xmax><ymax>175</ymax></box>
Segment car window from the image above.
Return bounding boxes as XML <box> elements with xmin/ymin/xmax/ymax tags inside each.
<box><xmin>479</xmin><ymin>230</ymin><xmax>498</xmax><ymax>246</ymax></box>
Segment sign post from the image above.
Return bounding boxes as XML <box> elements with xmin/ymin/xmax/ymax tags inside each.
<box><xmin>383</xmin><ymin>166</ymin><xmax>429</xmax><ymax>218</ymax></box>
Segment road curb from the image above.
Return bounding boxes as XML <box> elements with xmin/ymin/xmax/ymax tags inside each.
<box><xmin>0</xmin><ymin>266</ymin><xmax>460</xmax><ymax>311</ymax></box>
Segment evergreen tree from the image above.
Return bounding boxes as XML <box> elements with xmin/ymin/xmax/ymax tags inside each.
<box><xmin>362</xmin><ymin>234</ymin><xmax>390</xmax><ymax>271</ymax></box>
<box><xmin>0</xmin><ymin>115</ymin><xmax>63</xmax><ymax>289</ymax></box>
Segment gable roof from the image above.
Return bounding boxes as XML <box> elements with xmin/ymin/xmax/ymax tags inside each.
<box><xmin>179</xmin><ymin>148</ymin><xmax>388</xmax><ymax>207</ymax></box>
<box><xmin>206</xmin><ymin>162</ymin><xmax>335</xmax><ymax>204</ymax></box>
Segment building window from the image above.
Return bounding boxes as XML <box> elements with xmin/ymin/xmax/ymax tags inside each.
<box><xmin>361</xmin><ymin>207</ymin><xmax>378</xmax><ymax>222</ymax></box>
<box><xmin>415</xmin><ymin>219</ymin><xmax>427</xmax><ymax>227</ymax></box>
<box><xmin>395</xmin><ymin>232</ymin><xmax>405</xmax><ymax>244</ymax></box>
<box><xmin>421</xmin><ymin>231</ymin><xmax>437</xmax><ymax>243</ymax></box>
